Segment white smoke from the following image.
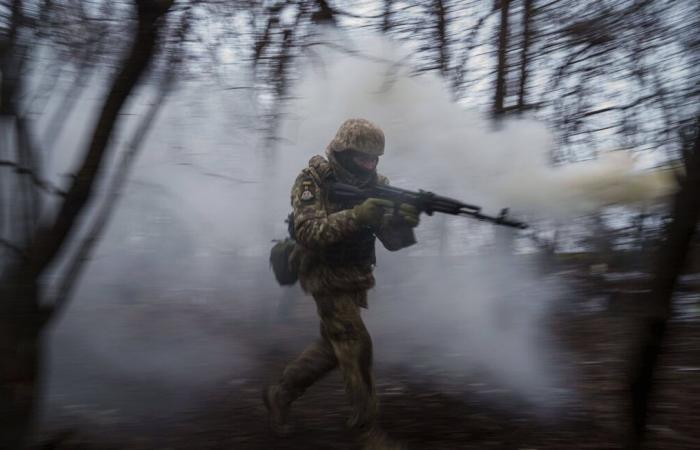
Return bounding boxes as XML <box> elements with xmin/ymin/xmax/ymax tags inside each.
<box><xmin>267</xmin><ymin>33</ymin><xmax>567</xmax><ymax>408</ymax></box>
<box><xmin>38</xmin><ymin>29</ymin><xmax>678</xmax><ymax>422</ymax></box>
<box><xmin>275</xmin><ymin>33</ymin><xmax>676</xmax><ymax>220</ymax></box>
<box><xmin>547</xmin><ymin>152</ymin><xmax>676</xmax><ymax>210</ymax></box>
<box><xmin>269</xmin><ymin>31</ymin><xmax>675</xmax><ymax>408</ymax></box>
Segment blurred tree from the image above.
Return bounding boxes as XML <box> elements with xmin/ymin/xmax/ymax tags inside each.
<box><xmin>1</xmin><ymin>0</ymin><xmax>697</xmax><ymax>447</ymax></box>
<box><xmin>0</xmin><ymin>1</ymin><xmax>174</xmax><ymax>447</ymax></box>
<box><xmin>493</xmin><ymin>0</ymin><xmax>510</xmax><ymax>117</ymax></box>
<box><xmin>626</xmin><ymin>117</ymin><xmax>699</xmax><ymax>449</ymax></box>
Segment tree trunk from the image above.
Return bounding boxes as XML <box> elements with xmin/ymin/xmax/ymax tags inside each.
<box><xmin>25</xmin><ymin>1</ymin><xmax>170</xmax><ymax>282</ymax></box>
<box><xmin>626</xmin><ymin>118</ymin><xmax>700</xmax><ymax>449</ymax></box>
<box><xmin>493</xmin><ymin>0</ymin><xmax>510</xmax><ymax>117</ymax></box>
<box><xmin>433</xmin><ymin>0</ymin><xmax>448</xmax><ymax>77</ymax></box>
<box><xmin>0</xmin><ymin>2</ymin><xmax>172</xmax><ymax>448</ymax></box>
<box><xmin>517</xmin><ymin>0</ymin><xmax>533</xmax><ymax>112</ymax></box>
<box><xmin>0</xmin><ymin>276</ymin><xmax>41</xmax><ymax>450</ymax></box>
<box><xmin>382</xmin><ymin>0</ymin><xmax>394</xmax><ymax>33</ymax></box>
<box><xmin>50</xmin><ymin>69</ymin><xmax>174</xmax><ymax>322</ymax></box>
<box><xmin>311</xmin><ymin>0</ymin><xmax>336</xmax><ymax>25</ymax></box>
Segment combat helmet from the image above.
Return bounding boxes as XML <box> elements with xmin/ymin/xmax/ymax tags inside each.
<box><xmin>326</xmin><ymin>118</ymin><xmax>385</xmax><ymax>157</ymax></box>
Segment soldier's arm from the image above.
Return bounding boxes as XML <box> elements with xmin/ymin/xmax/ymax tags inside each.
<box><xmin>374</xmin><ymin>176</ymin><xmax>417</xmax><ymax>251</ymax></box>
<box><xmin>291</xmin><ymin>173</ymin><xmax>363</xmax><ymax>249</ymax></box>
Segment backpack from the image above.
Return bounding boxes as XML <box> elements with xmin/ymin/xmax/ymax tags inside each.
<box><xmin>269</xmin><ymin>213</ymin><xmax>299</xmax><ymax>286</ymax></box>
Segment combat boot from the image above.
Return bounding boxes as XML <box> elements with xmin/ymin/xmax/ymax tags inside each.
<box><xmin>346</xmin><ymin>397</ymin><xmax>378</xmax><ymax>430</ymax></box>
<box><xmin>360</xmin><ymin>425</ymin><xmax>406</xmax><ymax>450</ymax></box>
<box><xmin>346</xmin><ymin>411</ymin><xmax>372</xmax><ymax>430</ymax></box>
<box><xmin>262</xmin><ymin>384</ymin><xmax>294</xmax><ymax>436</ymax></box>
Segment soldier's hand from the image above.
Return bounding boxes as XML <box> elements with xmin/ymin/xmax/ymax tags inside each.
<box><xmin>397</xmin><ymin>203</ymin><xmax>420</xmax><ymax>227</ymax></box>
<box><xmin>352</xmin><ymin>198</ymin><xmax>394</xmax><ymax>228</ymax></box>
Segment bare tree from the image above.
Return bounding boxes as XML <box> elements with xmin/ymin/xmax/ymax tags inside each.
<box><xmin>0</xmin><ymin>1</ymin><xmax>174</xmax><ymax>447</ymax></box>
<box><xmin>433</xmin><ymin>0</ymin><xmax>449</xmax><ymax>77</ymax></box>
<box><xmin>493</xmin><ymin>0</ymin><xmax>510</xmax><ymax>117</ymax></box>
<box><xmin>516</xmin><ymin>0</ymin><xmax>533</xmax><ymax>112</ymax></box>
<box><xmin>626</xmin><ymin>118</ymin><xmax>700</xmax><ymax>449</ymax></box>
<box><xmin>382</xmin><ymin>0</ymin><xmax>394</xmax><ymax>33</ymax></box>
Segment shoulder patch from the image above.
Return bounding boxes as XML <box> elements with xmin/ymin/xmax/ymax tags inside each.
<box><xmin>299</xmin><ymin>179</ymin><xmax>315</xmax><ymax>202</ymax></box>
<box><xmin>301</xmin><ymin>189</ymin><xmax>314</xmax><ymax>201</ymax></box>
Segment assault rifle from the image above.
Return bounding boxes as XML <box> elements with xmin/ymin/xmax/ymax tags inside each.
<box><xmin>329</xmin><ymin>182</ymin><xmax>528</xmax><ymax>229</ymax></box>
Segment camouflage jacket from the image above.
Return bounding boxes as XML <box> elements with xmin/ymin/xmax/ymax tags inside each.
<box><xmin>290</xmin><ymin>155</ymin><xmax>416</xmax><ymax>297</ymax></box>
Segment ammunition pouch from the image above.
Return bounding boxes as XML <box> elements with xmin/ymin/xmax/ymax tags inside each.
<box><xmin>270</xmin><ymin>238</ymin><xmax>299</xmax><ymax>286</ymax></box>
<box><xmin>319</xmin><ymin>230</ymin><xmax>376</xmax><ymax>266</ymax></box>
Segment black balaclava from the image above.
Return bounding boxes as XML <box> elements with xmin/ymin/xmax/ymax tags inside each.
<box><xmin>329</xmin><ymin>150</ymin><xmax>378</xmax><ymax>188</ymax></box>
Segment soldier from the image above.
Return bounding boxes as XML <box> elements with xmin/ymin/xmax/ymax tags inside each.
<box><xmin>264</xmin><ymin>118</ymin><xmax>420</xmax><ymax>438</ymax></box>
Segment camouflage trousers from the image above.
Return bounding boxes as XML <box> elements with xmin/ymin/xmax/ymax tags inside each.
<box><xmin>278</xmin><ymin>289</ymin><xmax>377</xmax><ymax>427</ymax></box>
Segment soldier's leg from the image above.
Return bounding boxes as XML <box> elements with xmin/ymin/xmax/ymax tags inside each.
<box><xmin>278</xmin><ymin>331</ymin><xmax>338</xmax><ymax>401</ymax></box>
<box><xmin>315</xmin><ymin>290</ymin><xmax>377</xmax><ymax>429</ymax></box>
<box><xmin>264</xmin><ymin>323</ymin><xmax>337</xmax><ymax>435</ymax></box>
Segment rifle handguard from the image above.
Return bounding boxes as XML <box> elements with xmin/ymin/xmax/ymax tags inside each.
<box><xmin>328</xmin><ymin>181</ymin><xmax>527</xmax><ymax>229</ymax></box>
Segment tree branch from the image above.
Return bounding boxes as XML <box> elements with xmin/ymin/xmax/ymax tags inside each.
<box><xmin>47</xmin><ymin>68</ymin><xmax>175</xmax><ymax>322</ymax></box>
<box><xmin>517</xmin><ymin>0</ymin><xmax>533</xmax><ymax>112</ymax></box>
<box><xmin>452</xmin><ymin>8</ymin><xmax>495</xmax><ymax>95</ymax></box>
<box><xmin>0</xmin><ymin>160</ymin><xmax>67</xmax><ymax>197</ymax></box>
<box><xmin>626</xmin><ymin>116</ymin><xmax>700</xmax><ymax>448</ymax></box>
<box><xmin>19</xmin><ymin>0</ymin><xmax>173</xmax><ymax>282</ymax></box>
<box><xmin>0</xmin><ymin>238</ymin><xmax>25</xmax><ymax>258</ymax></box>
<box><xmin>493</xmin><ymin>0</ymin><xmax>510</xmax><ymax>117</ymax></box>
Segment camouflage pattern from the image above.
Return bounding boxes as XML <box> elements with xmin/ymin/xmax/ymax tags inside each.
<box><xmin>274</xmin><ymin>153</ymin><xmax>415</xmax><ymax>431</ymax></box>
<box><xmin>278</xmin><ymin>290</ymin><xmax>376</xmax><ymax>428</ymax></box>
<box><xmin>326</xmin><ymin>118</ymin><xmax>385</xmax><ymax>156</ymax></box>
<box><xmin>290</xmin><ymin>155</ymin><xmax>410</xmax><ymax>296</ymax></box>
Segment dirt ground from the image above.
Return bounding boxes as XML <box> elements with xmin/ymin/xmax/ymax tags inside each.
<box><xmin>33</xmin><ymin>267</ymin><xmax>700</xmax><ymax>450</ymax></box>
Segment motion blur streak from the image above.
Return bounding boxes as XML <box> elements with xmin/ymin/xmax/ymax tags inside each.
<box><xmin>42</xmin><ymin>31</ymin><xmax>678</xmax><ymax>431</ymax></box>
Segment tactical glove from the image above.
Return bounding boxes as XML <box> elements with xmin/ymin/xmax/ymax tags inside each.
<box><xmin>396</xmin><ymin>203</ymin><xmax>420</xmax><ymax>227</ymax></box>
<box><xmin>381</xmin><ymin>203</ymin><xmax>420</xmax><ymax>229</ymax></box>
<box><xmin>352</xmin><ymin>198</ymin><xmax>394</xmax><ymax>228</ymax></box>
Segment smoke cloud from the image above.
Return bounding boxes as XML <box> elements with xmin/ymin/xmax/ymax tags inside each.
<box><xmin>269</xmin><ymin>31</ymin><xmax>675</xmax><ymax>407</ymax></box>
<box><xmin>275</xmin><ymin>33</ymin><xmax>676</xmax><ymax>219</ymax></box>
<box><xmin>269</xmin><ymin>32</ymin><xmax>573</xmax><ymax>408</ymax></box>
<box><xmin>41</xmin><ymin>30</ymin><xmax>677</xmax><ymax>426</ymax></box>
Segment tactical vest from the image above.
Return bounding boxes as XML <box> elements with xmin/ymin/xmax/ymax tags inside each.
<box><xmin>302</xmin><ymin>156</ymin><xmax>376</xmax><ymax>267</ymax></box>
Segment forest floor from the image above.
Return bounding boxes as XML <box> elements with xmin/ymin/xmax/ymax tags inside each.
<box><xmin>32</xmin><ymin>264</ymin><xmax>700</xmax><ymax>450</ymax></box>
